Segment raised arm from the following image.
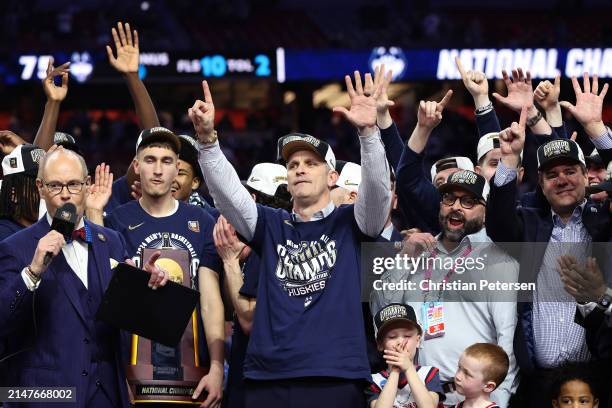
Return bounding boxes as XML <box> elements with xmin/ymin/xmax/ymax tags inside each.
<box><xmin>366</xmin><ymin>65</ymin><xmax>404</xmax><ymax>169</ymax></box>
<box><xmin>332</xmin><ymin>71</ymin><xmax>391</xmax><ymax>237</ymax></box>
<box><xmin>486</xmin><ymin>107</ymin><xmax>528</xmax><ymax>243</ymax></box>
<box><xmin>190</xmin><ymin>81</ymin><xmax>258</xmax><ymax>241</ymax></box>
<box><xmin>493</xmin><ymin>68</ymin><xmax>553</xmax><ymax>136</ymax></box>
<box><xmin>534</xmin><ymin>74</ymin><xmax>564</xmax><ymax>132</ymax></box>
<box><xmin>561</xmin><ymin>73</ymin><xmax>610</xmax><ymax>141</ymax></box>
<box><xmin>33</xmin><ymin>58</ymin><xmax>70</xmax><ymax>150</ymax></box>
<box><xmin>395</xmin><ymin>90</ymin><xmax>454</xmax><ymax>235</ymax></box>
<box><xmin>107</xmin><ymin>22</ymin><xmax>159</xmax><ymax>129</ymax></box>
<box><xmin>454</xmin><ymin>56</ymin><xmax>501</xmax><ymax>135</ymax></box>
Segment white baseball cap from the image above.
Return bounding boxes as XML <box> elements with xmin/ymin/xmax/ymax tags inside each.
<box><xmin>430</xmin><ymin>156</ymin><xmax>474</xmax><ymax>181</ymax></box>
<box><xmin>2</xmin><ymin>144</ymin><xmax>45</xmax><ymax>177</ymax></box>
<box><xmin>246</xmin><ymin>163</ymin><xmax>288</xmax><ymax>196</ymax></box>
<box><xmin>335</xmin><ymin>161</ymin><xmax>361</xmax><ymax>193</ymax></box>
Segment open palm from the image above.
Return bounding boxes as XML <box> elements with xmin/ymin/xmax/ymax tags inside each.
<box><xmin>106</xmin><ymin>22</ymin><xmax>139</xmax><ymax>73</ymax></box>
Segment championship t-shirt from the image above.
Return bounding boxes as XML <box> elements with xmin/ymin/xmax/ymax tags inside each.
<box><xmin>243</xmin><ymin>204</ymin><xmax>371</xmax><ymax>380</ymax></box>
<box><xmin>106</xmin><ymin>200</ymin><xmax>221</xmax><ymax>277</ymax></box>
<box><xmin>105</xmin><ymin>199</ymin><xmax>221</xmax><ymax>384</ymax></box>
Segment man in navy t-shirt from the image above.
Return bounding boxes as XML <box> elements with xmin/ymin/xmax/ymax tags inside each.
<box><xmin>190</xmin><ymin>74</ymin><xmax>392</xmax><ymax>407</ymax></box>
<box><xmin>104</xmin><ymin>127</ymin><xmax>224</xmax><ymax>407</ymax></box>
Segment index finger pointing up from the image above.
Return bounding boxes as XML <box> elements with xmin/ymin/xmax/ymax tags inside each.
<box><xmin>438</xmin><ymin>89</ymin><xmax>453</xmax><ymax>109</ymax></box>
<box><xmin>202</xmin><ymin>80</ymin><xmax>213</xmax><ymax>103</ymax></box>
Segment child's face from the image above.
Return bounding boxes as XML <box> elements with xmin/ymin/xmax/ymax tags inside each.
<box><xmin>380</xmin><ymin>325</ymin><xmax>420</xmax><ymax>356</ymax></box>
<box><xmin>552</xmin><ymin>380</ymin><xmax>598</xmax><ymax>408</ymax></box>
<box><xmin>454</xmin><ymin>353</ymin><xmax>495</xmax><ymax>398</ymax></box>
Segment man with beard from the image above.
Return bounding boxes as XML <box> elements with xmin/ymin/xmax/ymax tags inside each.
<box><xmin>371</xmin><ymin>170</ymin><xmax>518</xmax><ymax>407</ymax></box>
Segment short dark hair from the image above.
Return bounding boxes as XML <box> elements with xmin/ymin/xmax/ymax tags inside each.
<box><xmin>550</xmin><ymin>362</ymin><xmax>599</xmax><ymax>401</ymax></box>
<box><xmin>137</xmin><ymin>142</ymin><xmax>178</xmax><ymax>156</ymax></box>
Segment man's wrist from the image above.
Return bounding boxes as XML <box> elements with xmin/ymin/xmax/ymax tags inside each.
<box><xmin>358</xmin><ymin>125</ymin><xmax>378</xmax><ymax>137</ymax></box>
<box><xmin>198</xmin><ymin>130</ymin><xmax>218</xmax><ymax>145</ymax></box>
<box><xmin>377</xmin><ymin>112</ymin><xmax>393</xmax><ymax>130</ymax></box>
<box><xmin>473</xmin><ymin>95</ymin><xmax>491</xmax><ymax>110</ymax></box>
<box><xmin>585</xmin><ymin>121</ymin><xmax>607</xmax><ymax>140</ymax></box>
<box><xmin>501</xmin><ymin>154</ymin><xmax>521</xmax><ymax>169</ymax></box>
<box><xmin>26</xmin><ymin>265</ymin><xmax>42</xmax><ymax>282</ymax></box>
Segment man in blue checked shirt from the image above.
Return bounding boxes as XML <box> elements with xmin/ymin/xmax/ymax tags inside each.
<box><xmin>486</xmin><ymin>73</ymin><xmax>612</xmax><ymax>408</ymax></box>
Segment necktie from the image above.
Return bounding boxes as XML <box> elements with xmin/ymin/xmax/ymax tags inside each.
<box><xmin>72</xmin><ymin>227</ymin><xmax>88</xmax><ymax>243</ymax></box>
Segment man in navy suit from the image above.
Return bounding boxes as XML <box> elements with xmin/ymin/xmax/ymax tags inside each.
<box><xmin>0</xmin><ymin>147</ymin><xmax>168</xmax><ymax>408</ymax></box>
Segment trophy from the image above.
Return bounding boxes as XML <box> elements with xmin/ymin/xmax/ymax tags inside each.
<box><xmin>125</xmin><ymin>233</ymin><xmax>207</xmax><ymax>404</ymax></box>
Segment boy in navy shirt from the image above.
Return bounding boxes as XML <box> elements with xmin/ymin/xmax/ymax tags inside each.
<box><xmin>105</xmin><ymin>127</ymin><xmax>224</xmax><ymax>407</ymax></box>
<box><xmin>190</xmin><ymin>72</ymin><xmax>392</xmax><ymax>407</ymax></box>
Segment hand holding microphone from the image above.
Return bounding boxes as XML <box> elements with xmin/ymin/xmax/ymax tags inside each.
<box><xmin>30</xmin><ymin>203</ymin><xmax>77</xmax><ymax>277</ymax></box>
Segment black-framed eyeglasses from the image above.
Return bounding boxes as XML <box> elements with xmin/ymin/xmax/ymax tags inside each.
<box><xmin>42</xmin><ymin>180</ymin><xmax>87</xmax><ymax>196</ymax></box>
<box><xmin>441</xmin><ymin>193</ymin><xmax>484</xmax><ymax>209</ymax></box>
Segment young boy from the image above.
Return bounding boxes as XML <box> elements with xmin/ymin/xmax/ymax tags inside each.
<box><xmin>453</xmin><ymin>343</ymin><xmax>509</xmax><ymax>408</ymax></box>
<box><xmin>550</xmin><ymin>362</ymin><xmax>600</xmax><ymax>408</ymax></box>
<box><xmin>367</xmin><ymin>303</ymin><xmax>444</xmax><ymax>408</ymax></box>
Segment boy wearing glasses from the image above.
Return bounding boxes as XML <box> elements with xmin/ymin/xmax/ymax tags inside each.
<box><xmin>372</xmin><ymin>170</ymin><xmax>519</xmax><ymax>407</ymax></box>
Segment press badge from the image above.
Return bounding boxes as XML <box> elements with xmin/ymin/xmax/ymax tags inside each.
<box><xmin>422</xmin><ymin>302</ymin><xmax>445</xmax><ymax>340</ymax></box>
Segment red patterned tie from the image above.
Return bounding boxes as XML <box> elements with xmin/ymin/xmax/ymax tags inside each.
<box><xmin>72</xmin><ymin>227</ymin><xmax>87</xmax><ymax>242</ymax></box>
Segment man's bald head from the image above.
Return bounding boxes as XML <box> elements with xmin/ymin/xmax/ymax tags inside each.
<box><xmin>37</xmin><ymin>147</ymin><xmax>88</xmax><ymax>181</ymax></box>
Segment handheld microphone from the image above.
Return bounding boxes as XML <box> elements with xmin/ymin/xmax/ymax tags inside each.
<box><xmin>43</xmin><ymin>202</ymin><xmax>77</xmax><ymax>266</ymax></box>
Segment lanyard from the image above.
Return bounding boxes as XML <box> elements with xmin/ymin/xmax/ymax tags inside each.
<box><xmin>422</xmin><ymin>244</ymin><xmax>472</xmax><ymax>301</ymax></box>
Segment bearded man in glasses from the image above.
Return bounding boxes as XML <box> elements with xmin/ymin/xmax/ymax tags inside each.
<box><xmin>371</xmin><ymin>169</ymin><xmax>519</xmax><ymax>407</ymax></box>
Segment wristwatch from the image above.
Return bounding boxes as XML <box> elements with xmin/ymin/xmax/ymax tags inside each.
<box><xmin>596</xmin><ymin>287</ymin><xmax>612</xmax><ymax>311</ymax></box>
<box><xmin>526</xmin><ymin>110</ymin><xmax>543</xmax><ymax>127</ymax></box>
<box><xmin>200</xmin><ymin>130</ymin><xmax>218</xmax><ymax>145</ymax></box>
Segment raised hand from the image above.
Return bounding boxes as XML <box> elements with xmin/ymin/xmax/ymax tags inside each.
<box><xmin>493</xmin><ymin>68</ymin><xmax>535</xmax><ymax>114</ymax></box>
<box><xmin>560</xmin><ymin>73</ymin><xmax>609</xmax><ymax>138</ymax></box>
<box><xmin>333</xmin><ymin>71</ymin><xmax>380</xmax><ymax>134</ymax></box>
<box><xmin>534</xmin><ymin>75</ymin><xmax>561</xmax><ymax>112</ymax></box>
<box><xmin>42</xmin><ymin>57</ymin><xmax>70</xmax><ymax>102</ymax></box>
<box><xmin>416</xmin><ymin>90</ymin><xmax>453</xmax><ymax>130</ymax></box>
<box><xmin>365</xmin><ymin>64</ymin><xmax>395</xmax><ymax>115</ymax></box>
<box><xmin>498</xmin><ymin>105</ymin><xmax>527</xmax><ymax>168</ymax></box>
<box><xmin>87</xmin><ymin>163</ymin><xmax>113</xmax><ymax>211</ymax></box>
<box><xmin>455</xmin><ymin>57</ymin><xmax>489</xmax><ymax>108</ymax></box>
<box><xmin>142</xmin><ymin>251</ymin><xmax>169</xmax><ymax>290</ymax></box>
<box><xmin>189</xmin><ymin>81</ymin><xmax>216</xmax><ymax>143</ymax></box>
<box><xmin>106</xmin><ymin>22</ymin><xmax>140</xmax><ymax>74</ymax></box>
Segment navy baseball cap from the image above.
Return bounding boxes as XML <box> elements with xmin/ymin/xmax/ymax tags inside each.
<box><xmin>537</xmin><ymin>139</ymin><xmax>585</xmax><ymax>171</ymax></box>
<box><xmin>136</xmin><ymin>127</ymin><xmax>181</xmax><ymax>155</ymax></box>
<box><xmin>374</xmin><ymin>303</ymin><xmax>422</xmax><ymax>342</ymax></box>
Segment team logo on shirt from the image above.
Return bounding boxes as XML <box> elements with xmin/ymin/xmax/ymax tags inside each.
<box><xmin>188</xmin><ymin>221</ymin><xmax>200</xmax><ymax>233</ymax></box>
<box><xmin>275</xmin><ymin>234</ymin><xmax>337</xmax><ymax>303</ymax></box>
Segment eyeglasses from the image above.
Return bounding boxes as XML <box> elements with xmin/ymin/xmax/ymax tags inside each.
<box><xmin>441</xmin><ymin>193</ymin><xmax>484</xmax><ymax>209</ymax></box>
<box><xmin>42</xmin><ymin>180</ymin><xmax>86</xmax><ymax>196</ymax></box>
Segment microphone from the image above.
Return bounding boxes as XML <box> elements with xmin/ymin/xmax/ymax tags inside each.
<box><xmin>43</xmin><ymin>202</ymin><xmax>77</xmax><ymax>266</ymax></box>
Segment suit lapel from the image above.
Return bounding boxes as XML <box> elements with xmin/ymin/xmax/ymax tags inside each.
<box><xmin>34</xmin><ymin>217</ymin><xmax>91</xmax><ymax>331</ymax></box>
<box><xmin>87</xmin><ymin>222</ymin><xmax>112</xmax><ymax>291</ymax></box>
